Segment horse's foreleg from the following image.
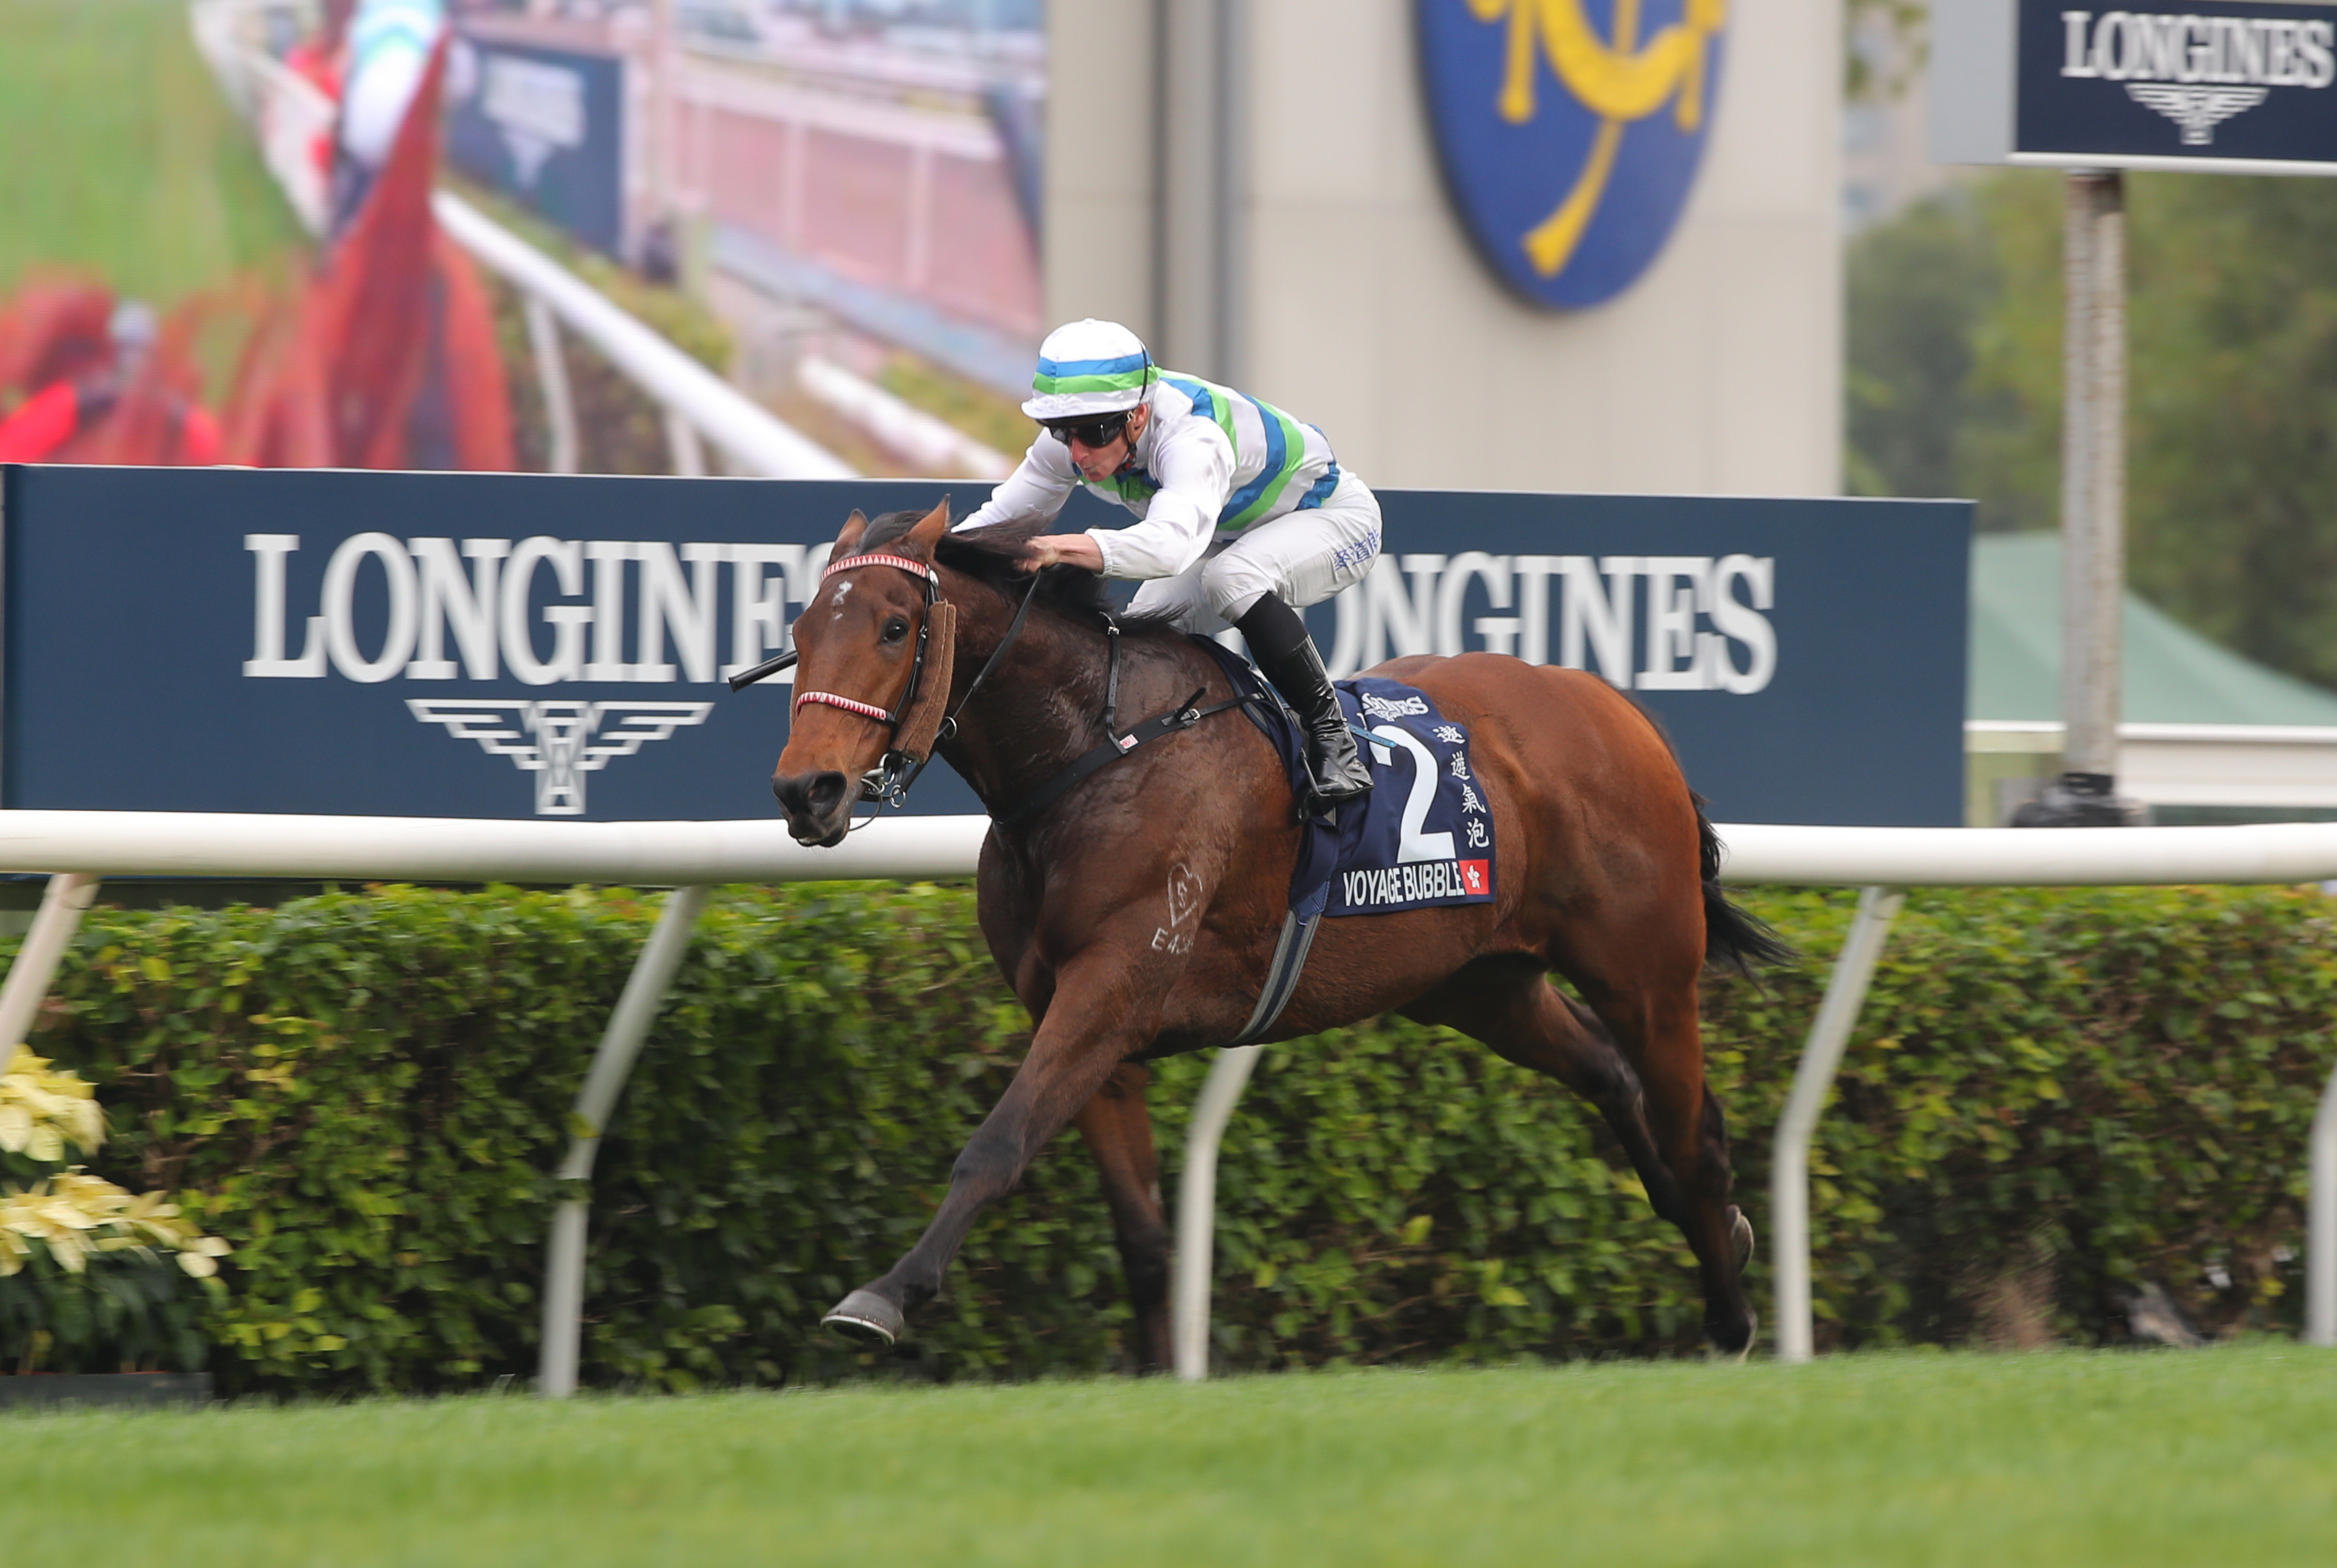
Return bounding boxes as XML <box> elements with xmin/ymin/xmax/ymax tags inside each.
<box><xmin>823</xmin><ymin>965</ymin><xmax>1150</xmax><ymax>1349</ymax></box>
<box><xmin>1072</xmin><ymin>1062</ymin><xmax>1172</xmax><ymax>1373</ymax></box>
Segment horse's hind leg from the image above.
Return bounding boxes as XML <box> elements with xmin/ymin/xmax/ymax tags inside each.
<box><xmin>1071</xmin><ymin>1062</ymin><xmax>1172</xmax><ymax>1373</ymax></box>
<box><xmin>1412</xmin><ymin>956</ymin><xmax>1755</xmax><ymax>1355</ymax></box>
<box><xmin>1404</xmin><ymin>961</ymin><xmax>1693</xmax><ymax>1234</ymax></box>
<box><xmin>1585</xmin><ymin>979</ymin><xmax>1756</xmax><ymax>1356</ymax></box>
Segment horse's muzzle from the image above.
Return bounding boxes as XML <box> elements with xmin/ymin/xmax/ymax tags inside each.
<box><xmin>772</xmin><ymin>769</ymin><xmax>852</xmax><ymax>847</ymax></box>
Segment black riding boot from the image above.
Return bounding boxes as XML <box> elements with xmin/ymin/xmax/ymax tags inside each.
<box><xmin>1236</xmin><ymin>593</ymin><xmax>1372</xmax><ymax>808</ymax></box>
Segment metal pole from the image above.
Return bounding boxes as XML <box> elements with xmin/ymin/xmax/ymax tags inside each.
<box><xmin>664</xmin><ymin>407</ymin><xmax>708</xmax><ymax>477</ymax></box>
<box><xmin>1212</xmin><ymin>0</ymin><xmax>1248</xmax><ymax>386</ymax></box>
<box><xmin>2026</xmin><ymin>169</ymin><xmax>2129</xmax><ymax>825</ymax></box>
<box><xmin>2309</xmin><ymin>1052</ymin><xmax>2337</xmax><ymax>1347</ymax></box>
<box><xmin>1172</xmin><ymin>1042</ymin><xmax>1262</xmax><ymax>1381</ymax></box>
<box><xmin>0</xmin><ymin>873</ymin><xmax>103</xmax><ymax>1051</ymax></box>
<box><xmin>522</xmin><ymin>293</ymin><xmax>581</xmax><ymax>476</ymax></box>
<box><xmin>539</xmin><ymin>884</ymin><xmax>712</xmax><ymax>1397</ymax></box>
<box><xmin>1772</xmin><ymin>886</ymin><xmax>1904</xmax><ymax>1364</ymax></box>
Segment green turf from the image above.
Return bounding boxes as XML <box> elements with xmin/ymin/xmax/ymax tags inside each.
<box><xmin>7</xmin><ymin>1347</ymin><xmax>2335</xmax><ymax>1565</ymax></box>
<box><xmin>0</xmin><ymin>0</ymin><xmax>307</xmax><ymax>304</ymax></box>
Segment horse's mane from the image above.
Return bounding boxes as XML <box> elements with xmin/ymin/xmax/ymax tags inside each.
<box><xmin>859</xmin><ymin>510</ymin><xmax>1183</xmax><ymax>640</ymax></box>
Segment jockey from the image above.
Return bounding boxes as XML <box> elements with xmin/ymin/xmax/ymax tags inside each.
<box><xmin>956</xmin><ymin>319</ymin><xmax>1379</xmax><ymax>806</ymax></box>
<box><xmin>329</xmin><ymin>0</ymin><xmax>446</xmax><ymax>237</ymax></box>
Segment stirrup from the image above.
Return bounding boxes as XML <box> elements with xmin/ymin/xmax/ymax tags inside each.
<box><xmin>1299</xmin><ymin>749</ymin><xmax>1370</xmax><ymax>818</ymax></box>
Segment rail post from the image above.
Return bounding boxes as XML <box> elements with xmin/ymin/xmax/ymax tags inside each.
<box><xmin>539</xmin><ymin>884</ymin><xmax>713</xmax><ymax>1397</ymax></box>
<box><xmin>1772</xmin><ymin>885</ymin><xmax>1904</xmax><ymax>1364</ymax></box>
<box><xmin>1173</xmin><ymin>1043</ymin><xmax>1263</xmax><ymax>1382</ymax></box>
<box><xmin>0</xmin><ymin>872</ymin><xmax>104</xmax><ymax>1051</ymax></box>
<box><xmin>521</xmin><ymin>294</ymin><xmax>581</xmax><ymax>476</ymax></box>
<box><xmin>2310</xmin><ymin>1054</ymin><xmax>2337</xmax><ymax>1347</ymax></box>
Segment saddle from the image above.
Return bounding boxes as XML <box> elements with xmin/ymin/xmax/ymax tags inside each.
<box><xmin>1193</xmin><ymin>640</ymin><xmax>1497</xmax><ymax>1041</ymax></box>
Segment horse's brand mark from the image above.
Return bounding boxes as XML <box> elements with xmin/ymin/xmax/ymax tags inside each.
<box><xmin>1166</xmin><ymin>863</ymin><xmax>1202</xmax><ymax>926</ymax></box>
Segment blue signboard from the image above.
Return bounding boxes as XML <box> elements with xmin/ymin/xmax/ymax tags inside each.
<box><xmin>2020</xmin><ymin>1</ymin><xmax>2337</xmax><ymax>164</ymax></box>
<box><xmin>0</xmin><ymin>466</ymin><xmax>1969</xmax><ymax>827</ymax></box>
<box><xmin>1936</xmin><ymin>0</ymin><xmax>2337</xmax><ymax>173</ymax></box>
<box><xmin>1414</xmin><ymin>0</ymin><xmax>1729</xmax><ymax>309</ymax></box>
<box><xmin>444</xmin><ymin>34</ymin><xmax>627</xmax><ymax>257</ymax></box>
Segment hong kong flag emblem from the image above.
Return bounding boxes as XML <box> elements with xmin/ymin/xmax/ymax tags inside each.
<box><xmin>1459</xmin><ymin>860</ymin><xmax>1490</xmax><ymax>896</ymax></box>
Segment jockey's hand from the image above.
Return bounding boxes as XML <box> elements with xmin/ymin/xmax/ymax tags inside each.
<box><xmin>1017</xmin><ymin>533</ymin><xmax>1105</xmax><ymax>574</ymax></box>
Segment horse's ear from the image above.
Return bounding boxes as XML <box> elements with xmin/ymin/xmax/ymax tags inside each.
<box><xmin>834</xmin><ymin>509</ymin><xmax>869</xmax><ymax>555</ymax></box>
<box><xmin>902</xmin><ymin>495</ymin><xmax>952</xmax><ymax>559</ymax></box>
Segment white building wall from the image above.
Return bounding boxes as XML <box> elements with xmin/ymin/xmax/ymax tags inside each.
<box><xmin>1048</xmin><ymin>0</ymin><xmax>1843</xmax><ymax>497</ymax></box>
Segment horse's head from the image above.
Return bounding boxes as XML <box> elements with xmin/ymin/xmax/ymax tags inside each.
<box><xmin>771</xmin><ymin>497</ymin><xmax>955</xmax><ymax>845</ymax></box>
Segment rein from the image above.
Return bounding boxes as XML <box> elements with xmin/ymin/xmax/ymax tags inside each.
<box><xmin>737</xmin><ymin>551</ymin><xmax>1239</xmax><ymax>824</ymax></box>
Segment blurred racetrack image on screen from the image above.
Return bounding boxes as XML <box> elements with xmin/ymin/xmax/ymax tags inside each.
<box><xmin>3</xmin><ymin>3</ymin><xmax>2336</xmax><ymax>1565</ymax></box>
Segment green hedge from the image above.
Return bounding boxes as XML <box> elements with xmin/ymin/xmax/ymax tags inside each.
<box><xmin>11</xmin><ymin>881</ymin><xmax>2336</xmax><ymax>1392</ymax></box>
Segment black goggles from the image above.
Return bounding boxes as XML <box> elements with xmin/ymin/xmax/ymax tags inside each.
<box><xmin>1044</xmin><ymin>412</ymin><xmax>1132</xmax><ymax>449</ymax></box>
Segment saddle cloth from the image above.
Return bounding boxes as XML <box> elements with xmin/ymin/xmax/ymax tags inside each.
<box><xmin>1193</xmin><ymin>640</ymin><xmax>1498</xmax><ymax>917</ymax></box>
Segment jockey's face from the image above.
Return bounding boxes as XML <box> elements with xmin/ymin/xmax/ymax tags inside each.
<box><xmin>1065</xmin><ymin>402</ymin><xmax>1148</xmax><ymax>483</ymax></box>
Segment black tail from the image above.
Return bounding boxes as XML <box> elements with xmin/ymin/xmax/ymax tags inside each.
<box><xmin>1697</xmin><ymin>805</ymin><xmax>1796</xmax><ymax>975</ymax></box>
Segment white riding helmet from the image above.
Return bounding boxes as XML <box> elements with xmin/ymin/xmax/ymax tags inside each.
<box><xmin>1022</xmin><ymin>318</ymin><xmax>1155</xmax><ymax>421</ymax></box>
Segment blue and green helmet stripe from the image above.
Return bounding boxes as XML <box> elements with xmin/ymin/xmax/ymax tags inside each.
<box><xmin>1031</xmin><ymin>351</ymin><xmax>1153</xmax><ymax>396</ymax></box>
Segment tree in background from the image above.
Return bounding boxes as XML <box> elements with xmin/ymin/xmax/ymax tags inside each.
<box><xmin>1849</xmin><ymin>170</ymin><xmax>2337</xmax><ymax>690</ymax></box>
<box><xmin>2126</xmin><ymin>176</ymin><xmax>2337</xmax><ymax>689</ymax></box>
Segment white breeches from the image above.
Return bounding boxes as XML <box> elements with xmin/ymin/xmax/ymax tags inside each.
<box><xmin>1124</xmin><ymin>472</ymin><xmax>1383</xmax><ymax>632</ymax></box>
<box><xmin>340</xmin><ymin>42</ymin><xmax>431</xmax><ymax>171</ymax></box>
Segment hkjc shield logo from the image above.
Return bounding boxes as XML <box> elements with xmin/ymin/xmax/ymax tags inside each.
<box><xmin>1417</xmin><ymin>0</ymin><xmax>1728</xmax><ymax>310</ymax></box>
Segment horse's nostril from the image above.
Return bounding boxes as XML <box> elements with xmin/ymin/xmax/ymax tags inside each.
<box><xmin>774</xmin><ymin>770</ymin><xmax>849</xmax><ymax>824</ymax></box>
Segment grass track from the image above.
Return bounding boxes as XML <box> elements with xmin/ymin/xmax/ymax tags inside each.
<box><xmin>0</xmin><ymin>0</ymin><xmax>305</xmax><ymax>303</ymax></box>
<box><xmin>8</xmin><ymin>1346</ymin><xmax>2336</xmax><ymax>1565</ymax></box>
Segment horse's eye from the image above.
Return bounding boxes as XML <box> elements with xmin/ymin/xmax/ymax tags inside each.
<box><xmin>882</xmin><ymin>617</ymin><xmax>910</xmax><ymax>644</ymax></box>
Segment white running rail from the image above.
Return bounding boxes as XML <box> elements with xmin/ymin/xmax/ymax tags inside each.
<box><xmin>5</xmin><ymin>810</ymin><xmax>2335</xmax><ymax>1380</ymax></box>
<box><xmin>796</xmin><ymin>355</ymin><xmax>1013</xmax><ymax>480</ymax></box>
<box><xmin>431</xmin><ymin>191</ymin><xmax>855</xmax><ymax>481</ymax></box>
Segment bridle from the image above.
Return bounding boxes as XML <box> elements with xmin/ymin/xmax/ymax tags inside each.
<box><xmin>737</xmin><ymin>544</ymin><xmax>1238</xmax><ymax>828</ymax></box>
<box><xmin>789</xmin><ymin>551</ymin><xmax>940</xmax><ymax>727</ymax></box>
<box><xmin>787</xmin><ymin>551</ymin><xmax>949</xmax><ymax>811</ymax></box>
<box><xmin>737</xmin><ymin>549</ymin><xmax>1044</xmax><ymax>814</ymax></box>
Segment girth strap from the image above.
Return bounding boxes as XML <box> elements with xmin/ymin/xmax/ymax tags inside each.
<box><xmin>1227</xmin><ymin>881</ymin><xmax>1329</xmax><ymax>1046</ymax></box>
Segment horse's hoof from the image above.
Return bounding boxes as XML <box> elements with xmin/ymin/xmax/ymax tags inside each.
<box><xmin>1729</xmin><ymin>1207</ymin><xmax>1756</xmax><ymax>1271</ymax></box>
<box><xmin>822</xmin><ymin>1290</ymin><xmax>905</xmax><ymax>1348</ymax></box>
<box><xmin>1708</xmin><ymin>1311</ymin><xmax>1758</xmax><ymax>1365</ymax></box>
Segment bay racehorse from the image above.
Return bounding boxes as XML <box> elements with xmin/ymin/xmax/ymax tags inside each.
<box><xmin>765</xmin><ymin>499</ymin><xmax>1789</xmax><ymax>1365</ymax></box>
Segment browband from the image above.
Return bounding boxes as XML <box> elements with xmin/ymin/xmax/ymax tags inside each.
<box><xmin>822</xmin><ymin>552</ymin><xmax>938</xmax><ymax>585</ymax></box>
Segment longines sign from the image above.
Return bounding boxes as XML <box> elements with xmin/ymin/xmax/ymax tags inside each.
<box><xmin>1936</xmin><ymin>0</ymin><xmax>2337</xmax><ymax>172</ymax></box>
<box><xmin>0</xmin><ymin>467</ymin><xmax>1970</xmax><ymax>827</ymax></box>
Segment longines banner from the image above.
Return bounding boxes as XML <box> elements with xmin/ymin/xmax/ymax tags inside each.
<box><xmin>1936</xmin><ymin>0</ymin><xmax>2337</xmax><ymax>171</ymax></box>
<box><xmin>0</xmin><ymin>467</ymin><xmax>1970</xmax><ymax>827</ymax></box>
